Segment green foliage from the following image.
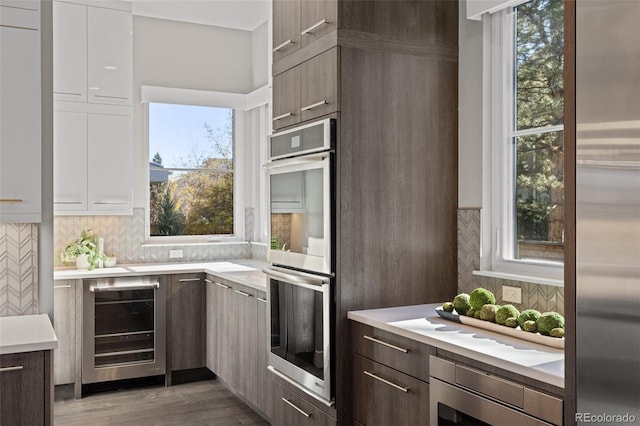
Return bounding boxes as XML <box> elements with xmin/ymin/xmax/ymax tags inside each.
<box><xmin>514</xmin><ymin>0</ymin><xmax>564</xmax><ymax>245</ymax></box>
<box><xmin>152</xmin><ymin>152</ymin><xmax>163</xmax><ymax>165</ymax></box>
<box><xmin>63</xmin><ymin>229</ymin><xmax>104</xmax><ymax>270</ymax></box>
<box><xmin>151</xmin><ymin>183</ymin><xmax>185</xmax><ymax>236</ymax></box>
<box><xmin>453</xmin><ymin>293</ymin><xmax>471</xmax><ymax>315</ymax></box>
<box><xmin>536</xmin><ymin>312</ymin><xmax>565</xmax><ymax>335</ymax></box>
<box><xmin>496</xmin><ymin>305</ymin><xmax>521</xmax><ymax>325</ymax></box>
<box><xmin>517</xmin><ymin>309</ymin><xmax>542</xmax><ymax>329</ymax></box>
<box><xmin>479</xmin><ymin>304</ymin><xmax>500</xmax><ymax>322</ymax></box>
<box><xmin>469</xmin><ymin>288</ymin><xmax>496</xmax><ymax>310</ymax></box>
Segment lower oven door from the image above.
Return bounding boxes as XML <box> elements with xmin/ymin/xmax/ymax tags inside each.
<box><xmin>265</xmin><ymin>266</ymin><xmax>333</xmax><ymax>405</ymax></box>
<box><xmin>82</xmin><ymin>277</ymin><xmax>166</xmax><ymax>384</ymax></box>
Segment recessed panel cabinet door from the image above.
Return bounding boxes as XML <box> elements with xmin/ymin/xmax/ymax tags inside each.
<box><xmin>87</xmin><ymin>6</ymin><xmax>132</xmax><ymax>105</ymax></box>
<box><xmin>0</xmin><ymin>351</ymin><xmax>46</xmax><ymax>425</ymax></box>
<box><xmin>232</xmin><ymin>285</ymin><xmax>258</xmax><ymax>403</ymax></box>
<box><xmin>273</xmin><ymin>66</ymin><xmax>301</xmax><ymax>130</ymax></box>
<box><xmin>256</xmin><ymin>292</ymin><xmax>274</xmax><ymax>420</ymax></box>
<box><xmin>53</xmin><ymin>1</ymin><xmax>87</xmax><ymax>102</ymax></box>
<box><xmin>169</xmin><ymin>274</ymin><xmax>206</xmax><ymax>371</ymax></box>
<box><xmin>87</xmin><ymin>113</ymin><xmax>132</xmax><ymax>212</ymax></box>
<box><xmin>0</xmin><ymin>24</ymin><xmax>41</xmax><ymax>222</ymax></box>
<box><xmin>54</xmin><ymin>111</ymin><xmax>88</xmax><ymax>211</ymax></box>
<box><xmin>54</xmin><ymin>281</ymin><xmax>76</xmax><ymax>385</ymax></box>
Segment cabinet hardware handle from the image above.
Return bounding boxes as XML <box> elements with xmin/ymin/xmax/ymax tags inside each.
<box><xmin>301</xmin><ymin>19</ymin><xmax>328</xmax><ymax>35</ymax></box>
<box><xmin>272</xmin><ymin>39</ymin><xmax>294</xmax><ymax>52</ymax></box>
<box><xmin>0</xmin><ymin>199</ymin><xmax>23</xmax><ymax>203</ymax></box>
<box><xmin>0</xmin><ymin>366</ymin><xmax>24</xmax><ymax>373</ymax></box>
<box><xmin>94</xmin><ymin>201</ymin><xmax>129</xmax><ymax>205</ymax></box>
<box><xmin>257</xmin><ymin>297</ymin><xmax>267</xmax><ymax>303</ymax></box>
<box><xmin>204</xmin><ymin>279</ymin><xmax>213</xmax><ymax>283</ymax></box>
<box><xmin>363</xmin><ymin>370</ymin><xmax>409</xmax><ymax>393</ymax></box>
<box><xmin>281</xmin><ymin>398</ymin><xmax>311</xmax><ymax>418</ymax></box>
<box><xmin>92</xmin><ymin>95</ymin><xmax>128</xmax><ymax>100</ymax></box>
<box><xmin>54</xmin><ymin>285</ymin><xmax>72</xmax><ymax>289</ymax></box>
<box><xmin>178</xmin><ymin>278</ymin><xmax>201</xmax><ymax>282</ymax></box>
<box><xmin>234</xmin><ymin>290</ymin><xmax>252</xmax><ymax>297</ymax></box>
<box><xmin>363</xmin><ymin>335</ymin><xmax>408</xmax><ymax>353</ymax></box>
<box><xmin>215</xmin><ymin>282</ymin><xmax>230</xmax><ymax>289</ymax></box>
<box><xmin>301</xmin><ymin>100</ymin><xmax>328</xmax><ymax>112</ymax></box>
<box><xmin>272</xmin><ymin>112</ymin><xmax>293</xmax><ymax>121</ymax></box>
<box><xmin>54</xmin><ymin>201</ymin><xmax>83</xmax><ymax>205</ymax></box>
<box><xmin>54</xmin><ymin>91</ymin><xmax>83</xmax><ymax>96</ymax></box>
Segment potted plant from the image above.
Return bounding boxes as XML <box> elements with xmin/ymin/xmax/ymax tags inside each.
<box><xmin>62</xmin><ymin>229</ymin><xmax>104</xmax><ymax>270</ymax></box>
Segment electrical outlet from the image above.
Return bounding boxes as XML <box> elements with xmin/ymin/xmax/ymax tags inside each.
<box><xmin>169</xmin><ymin>249</ymin><xmax>183</xmax><ymax>259</ymax></box>
<box><xmin>502</xmin><ymin>286</ymin><xmax>522</xmax><ymax>304</ymax></box>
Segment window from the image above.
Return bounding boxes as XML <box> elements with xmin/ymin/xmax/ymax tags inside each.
<box><xmin>148</xmin><ymin>103</ymin><xmax>234</xmax><ymax>238</ymax></box>
<box><xmin>488</xmin><ymin>0</ymin><xmax>564</xmax><ymax>280</ymax></box>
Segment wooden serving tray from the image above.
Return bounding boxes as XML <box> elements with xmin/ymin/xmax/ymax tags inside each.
<box><xmin>435</xmin><ymin>307</ymin><xmax>564</xmax><ymax>350</ymax></box>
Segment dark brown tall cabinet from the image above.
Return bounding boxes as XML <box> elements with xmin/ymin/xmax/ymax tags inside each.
<box><xmin>271</xmin><ymin>1</ymin><xmax>459</xmax><ymax>424</ymax></box>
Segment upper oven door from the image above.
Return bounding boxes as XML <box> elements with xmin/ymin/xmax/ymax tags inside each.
<box><xmin>267</xmin><ymin>151</ymin><xmax>333</xmax><ymax>275</ymax></box>
<box><xmin>269</xmin><ymin>118</ymin><xmax>334</xmax><ymax>160</ymax></box>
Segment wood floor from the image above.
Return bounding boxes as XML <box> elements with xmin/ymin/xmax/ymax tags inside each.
<box><xmin>54</xmin><ymin>380</ymin><xmax>270</xmax><ymax>426</ymax></box>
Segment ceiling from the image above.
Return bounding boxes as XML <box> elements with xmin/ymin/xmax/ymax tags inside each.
<box><xmin>127</xmin><ymin>0</ymin><xmax>271</xmax><ymax>31</ymax></box>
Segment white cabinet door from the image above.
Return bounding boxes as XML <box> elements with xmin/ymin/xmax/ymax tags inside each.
<box><xmin>53</xmin><ymin>1</ymin><xmax>87</xmax><ymax>102</ymax></box>
<box><xmin>54</xmin><ymin>111</ymin><xmax>87</xmax><ymax>211</ymax></box>
<box><xmin>87</xmin><ymin>113</ymin><xmax>132</xmax><ymax>212</ymax></box>
<box><xmin>0</xmin><ymin>24</ymin><xmax>41</xmax><ymax>222</ymax></box>
<box><xmin>87</xmin><ymin>7</ymin><xmax>131</xmax><ymax>105</ymax></box>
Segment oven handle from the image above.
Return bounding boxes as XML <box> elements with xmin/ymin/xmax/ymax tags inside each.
<box><xmin>89</xmin><ymin>282</ymin><xmax>160</xmax><ymax>292</ymax></box>
<box><xmin>263</xmin><ymin>152</ymin><xmax>329</xmax><ymax>169</ymax></box>
<box><xmin>263</xmin><ymin>267</ymin><xmax>329</xmax><ymax>288</ymax></box>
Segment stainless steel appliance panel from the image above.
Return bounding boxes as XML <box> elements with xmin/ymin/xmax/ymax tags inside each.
<box><xmin>576</xmin><ymin>0</ymin><xmax>640</xmax><ymax>421</ymax></box>
<box><xmin>269</xmin><ymin>118</ymin><xmax>333</xmax><ymax>160</ymax></box>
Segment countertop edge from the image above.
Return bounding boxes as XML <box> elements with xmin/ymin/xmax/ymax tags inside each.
<box><xmin>0</xmin><ymin>314</ymin><xmax>59</xmax><ymax>355</ymax></box>
<box><xmin>347</xmin><ymin>307</ymin><xmax>565</xmax><ymax>389</ymax></box>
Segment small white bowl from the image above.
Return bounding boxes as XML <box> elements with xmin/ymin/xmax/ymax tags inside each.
<box><xmin>104</xmin><ymin>257</ymin><xmax>117</xmax><ymax>268</ymax></box>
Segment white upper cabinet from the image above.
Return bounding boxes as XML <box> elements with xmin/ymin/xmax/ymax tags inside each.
<box><xmin>87</xmin><ymin>7</ymin><xmax>132</xmax><ymax>105</ymax></box>
<box><xmin>87</xmin><ymin>113</ymin><xmax>132</xmax><ymax>212</ymax></box>
<box><xmin>53</xmin><ymin>1</ymin><xmax>132</xmax><ymax>105</ymax></box>
<box><xmin>54</xmin><ymin>111</ymin><xmax>88</xmax><ymax>211</ymax></box>
<box><xmin>53</xmin><ymin>1</ymin><xmax>87</xmax><ymax>102</ymax></box>
<box><xmin>0</xmin><ymin>5</ymin><xmax>41</xmax><ymax>223</ymax></box>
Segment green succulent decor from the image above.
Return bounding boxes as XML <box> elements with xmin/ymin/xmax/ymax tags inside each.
<box><xmin>63</xmin><ymin>229</ymin><xmax>104</xmax><ymax>270</ymax></box>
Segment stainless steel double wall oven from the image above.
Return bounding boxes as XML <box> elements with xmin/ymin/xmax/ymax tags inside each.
<box><xmin>265</xmin><ymin>118</ymin><xmax>336</xmax><ymax>406</ymax></box>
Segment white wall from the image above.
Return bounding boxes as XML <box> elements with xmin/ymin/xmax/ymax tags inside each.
<box><xmin>458</xmin><ymin>0</ymin><xmax>484</xmax><ymax>208</ymax></box>
<box><xmin>131</xmin><ymin>16</ymin><xmax>268</xmax><ymax>209</ymax></box>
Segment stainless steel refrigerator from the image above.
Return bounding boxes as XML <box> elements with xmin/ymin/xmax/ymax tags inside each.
<box><xmin>576</xmin><ymin>0</ymin><xmax>640</xmax><ymax>423</ymax></box>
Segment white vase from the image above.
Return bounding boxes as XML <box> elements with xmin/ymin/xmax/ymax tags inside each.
<box><xmin>75</xmin><ymin>254</ymin><xmax>91</xmax><ymax>270</ymax></box>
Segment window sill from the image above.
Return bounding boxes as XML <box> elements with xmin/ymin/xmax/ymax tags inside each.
<box><xmin>141</xmin><ymin>240</ymin><xmax>247</xmax><ymax>247</ymax></box>
<box><xmin>472</xmin><ymin>269</ymin><xmax>563</xmax><ymax>287</ymax></box>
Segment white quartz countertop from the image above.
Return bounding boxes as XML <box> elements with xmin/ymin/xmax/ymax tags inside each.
<box><xmin>0</xmin><ymin>314</ymin><xmax>58</xmax><ymax>355</ymax></box>
<box><xmin>348</xmin><ymin>303</ymin><xmax>564</xmax><ymax>389</ymax></box>
<box><xmin>54</xmin><ymin>260</ymin><xmax>269</xmax><ymax>292</ymax></box>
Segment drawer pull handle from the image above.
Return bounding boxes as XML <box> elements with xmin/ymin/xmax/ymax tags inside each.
<box><xmin>204</xmin><ymin>279</ymin><xmax>213</xmax><ymax>283</ymax></box>
<box><xmin>234</xmin><ymin>290</ymin><xmax>252</xmax><ymax>297</ymax></box>
<box><xmin>364</xmin><ymin>335</ymin><xmax>409</xmax><ymax>353</ymax></box>
<box><xmin>301</xmin><ymin>18</ymin><xmax>328</xmax><ymax>35</ymax></box>
<box><xmin>178</xmin><ymin>278</ymin><xmax>201</xmax><ymax>282</ymax></box>
<box><xmin>364</xmin><ymin>370</ymin><xmax>409</xmax><ymax>393</ymax></box>
<box><xmin>0</xmin><ymin>199</ymin><xmax>23</xmax><ymax>203</ymax></box>
<box><xmin>215</xmin><ymin>282</ymin><xmax>230</xmax><ymax>289</ymax></box>
<box><xmin>0</xmin><ymin>366</ymin><xmax>24</xmax><ymax>373</ymax></box>
<box><xmin>281</xmin><ymin>398</ymin><xmax>311</xmax><ymax>418</ymax></box>
<box><xmin>273</xmin><ymin>39</ymin><xmax>294</xmax><ymax>53</ymax></box>
<box><xmin>301</xmin><ymin>100</ymin><xmax>328</xmax><ymax>112</ymax></box>
<box><xmin>54</xmin><ymin>285</ymin><xmax>72</xmax><ymax>289</ymax></box>
<box><xmin>272</xmin><ymin>112</ymin><xmax>293</xmax><ymax>122</ymax></box>
<box><xmin>257</xmin><ymin>297</ymin><xmax>267</xmax><ymax>303</ymax></box>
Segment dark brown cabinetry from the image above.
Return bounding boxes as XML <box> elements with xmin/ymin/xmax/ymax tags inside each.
<box><xmin>351</xmin><ymin>322</ymin><xmax>433</xmax><ymax>426</ymax></box>
<box><xmin>0</xmin><ymin>350</ymin><xmax>52</xmax><ymax>425</ymax></box>
<box><xmin>167</xmin><ymin>274</ymin><xmax>206</xmax><ymax>373</ymax></box>
<box><xmin>273</xmin><ymin>47</ymin><xmax>338</xmax><ymax>130</ymax></box>
<box><xmin>273</xmin><ymin>380</ymin><xmax>337</xmax><ymax>426</ymax></box>
<box><xmin>205</xmin><ymin>276</ymin><xmax>273</xmax><ymax>421</ymax></box>
<box><xmin>272</xmin><ymin>1</ymin><xmax>459</xmax><ymax>422</ymax></box>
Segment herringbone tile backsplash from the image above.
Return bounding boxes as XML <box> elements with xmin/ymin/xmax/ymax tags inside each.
<box><xmin>0</xmin><ymin>224</ymin><xmax>38</xmax><ymax>316</ymax></box>
<box><xmin>457</xmin><ymin>209</ymin><xmax>564</xmax><ymax>315</ymax></box>
<box><xmin>54</xmin><ymin>208</ymin><xmax>264</xmax><ymax>266</ymax></box>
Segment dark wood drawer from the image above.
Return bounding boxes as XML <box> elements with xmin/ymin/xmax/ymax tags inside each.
<box><xmin>273</xmin><ymin>381</ymin><xmax>337</xmax><ymax>426</ymax></box>
<box><xmin>353</xmin><ymin>354</ymin><xmax>429</xmax><ymax>426</ymax></box>
<box><xmin>0</xmin><ymin>351</ymin><xmax>47</xmax><ymax>425</ymax></box>
<box><xmin>352</xmin><ymin>321</ymin><xmax>434</xmax><ymax>382</ymax></box>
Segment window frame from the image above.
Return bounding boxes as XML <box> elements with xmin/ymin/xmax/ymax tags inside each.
<box><xmin>481</xmin><ymin>3</ymin><xmax>564</xmax><ymax>284</ymax></box>
<box><xmin>143</xmin><ymin>100</ymin><xmax>245</xmax><ymax>244</ymax></box>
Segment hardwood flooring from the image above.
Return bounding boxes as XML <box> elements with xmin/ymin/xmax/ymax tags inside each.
<box><xmin>54</xmin><ymin>380</ymin><xmax>270</xmax><ymax>426</ymax></box>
